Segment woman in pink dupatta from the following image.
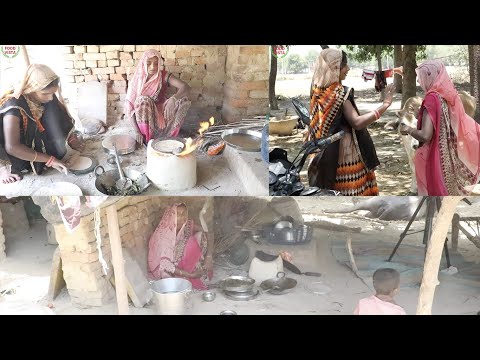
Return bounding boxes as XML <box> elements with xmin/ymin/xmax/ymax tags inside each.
<box><xmin>125</xmin><ymin>49</ymin><xmax>191</xmax><ymax>145</ymax></box>
<box><xmin>147</xmin><ymin>203</ymin><xmax>214</xmax><ymax>290</ymax></box>
<box><xmin>400</xmin><ymin>60</ymin><xmax>480</xmax><ymax>195</ymax></box>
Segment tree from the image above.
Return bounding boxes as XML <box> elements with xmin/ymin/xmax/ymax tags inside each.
<box><xmin>468</xmin><ymin>45</ymin><xmax>480</xmax><ymax>122</ymax></box>
<box><xmin>453</xmin><ymin>45</ymin><xmax>468</xmax><ymax>66</ymax></box>
<box><xmin>394</xmin><ymin>45</ymin><xmax>403</xmax><ymax>93</ymax></box>
<box><xmin>402</xmin><ymin>45</ymin><xmax>418</xmax><ymax>108</ymax></box>
<box><xmin>345</xmin><ymin>45</ymin><xmax>393</xmax><ymax>100</ymax></box>
<box><xmin>305</xmin><ymin>49</ymin><xmax>320</xmax><ymax>70</ymax></box>
<box><xmin>288</xmin><ymin>54</ymin><xmax>307</xmax><ymax>74</ymax></box>
<box><xmin>269</xmin><ymin>46</ymin><xmax>279</xmax><ymax>110</ymax></box>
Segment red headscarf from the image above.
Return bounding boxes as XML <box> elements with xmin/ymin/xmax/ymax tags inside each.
<box><xmin>416</xmin><ymin>60</ymin><xmax>480</xmax><ymax>178</ymax></box>
<box><xmin>125</xmin><ymin>49</ymin><xmax>165</xmax><ymax>127</ymax></box>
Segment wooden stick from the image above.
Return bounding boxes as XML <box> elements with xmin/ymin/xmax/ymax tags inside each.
<box><xmin>346</xmin><ymin>236</ymin><xmax>358</xmax><ymax>274</ymax></box>
<box><xmin>106</xmin><ymin>204</ymin><xmax>129</xmax><ymax>315</ymax></box>
<box><xmin>416</xmin><ymin>196</ymin><xmax>462</xmax><ymax>315</ymax></box>
<box><xmin>20</xmin><ymin>46</ymin><xmax>30</xmax><ymax>67</ymax></box>
<box><xmin>451</xmin><ymin>213</ymin><xmax>460</xmax><ymax>252</ymax></box>
<box><xmin>304</xmin><ymin>220</ymin><xmax>362</xmax><ymax>233</ymax></box>
<box><xmin>458</xmin><ymin>222</ymin><xmax>480</xmax><ymax>249</ymax></box>
<box><xmin>199</xmin><ymin>198</ymin><xmax>213</xmax><ymax>233</ymax></box>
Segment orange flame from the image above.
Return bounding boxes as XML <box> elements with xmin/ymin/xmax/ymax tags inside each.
<box><xmin>198</xmin><ymin>117</ymin><xmax>215</xmax><ymax>136</ymax></box>
<box><xmin>176</xmin><ymin>117</ymin><xmax>215</xmax><ymax>156</ymax></box>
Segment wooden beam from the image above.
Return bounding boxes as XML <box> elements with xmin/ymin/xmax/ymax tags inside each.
<box><xmin>457</xmin><ymin>222</ymin><xmax>480</xmax><ymax>249</ymax></box>
<box><xmin>346</xmin><ymin>236</ymin><xmax>358</xmax><ymax>274</ymax></box>
<box><xmin>106</xmin><ymin>204</ymin><xmax>129</xmax><ymax>315</ymax></box>
<box><xmin>451</xmin><ymin>213</ymin><xmax>460</xmax><ymax>252</ymax></box>
<box><xmin>416</xmin><ymin>197</ymin><xmax>462</xmax><ymax>315</ymax></box>
<box><xmin>20</xmin><ymin>46</ymin><xmax>30</xmax><ymax>67</ymax></box>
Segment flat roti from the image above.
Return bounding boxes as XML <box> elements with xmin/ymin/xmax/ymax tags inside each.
<box><xmin>68</xmin><ymin>156</ymin><xmax>93</xmax><ymax>171</ymax></box>
<box><xmin>153</xmin><ymin>140</ymin><xmax>184</xmax><ymax>153</ymax></box>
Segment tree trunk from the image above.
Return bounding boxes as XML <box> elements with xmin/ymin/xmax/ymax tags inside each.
<box><xmin>376</xmin><ymin>46</ymin><xmax>385</xmax><ymax>101</ymax></box>
<box><xmin>468</xmin><ymin>45</ymin><xmax>480</xmax><ymax>122</ymax></box>
<box><xmin>416</xmin><ymin>196</ymin><xmax>462</xmax><ymax>315</ymax></box>
<box><xmin>269</xmin><ymin>47</ymin><xmax>279</xmax><ymax>110</ymax></box>
<box><xmin>394</xmin><ymin>45</ymin><xmax>403</xmax><ymax>93</ymax></box>
<box><xmin>401</xmin><ymin>45</ymin><xmax>417</xmax><ymax>108</ymax></box>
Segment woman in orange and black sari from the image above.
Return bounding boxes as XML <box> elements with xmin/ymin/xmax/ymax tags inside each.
<box><xmin>306</xmin><ymin>48</ymin><xmax>395</xmax><ymax>196</ymax></box>
<box><xmin>0</xmin><ymin>64</ymin><xmax>84</xmax><ymax>184</ymax></box>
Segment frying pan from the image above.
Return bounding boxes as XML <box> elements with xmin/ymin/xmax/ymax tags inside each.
<box><xmin>260</xmin><ymin>272</ymin><xmax>297</xmax><ymax>295</ymax></box>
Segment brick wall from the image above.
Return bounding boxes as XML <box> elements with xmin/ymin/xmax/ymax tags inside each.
<box><xmin>222</xmin><ymin>45</ymin><xmax>270</xmax><ymax>122</ymax></box>
<box><xmin>62</xmin><ymin>45</ymin><xmax>269</xmax><ymax>128</ymax></box>
<box><xmin>50</xmin><ymin>196</ymin><xmax>210</xmax><ymax>307</ymax></box>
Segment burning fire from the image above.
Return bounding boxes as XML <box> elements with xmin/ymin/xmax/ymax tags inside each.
<box><xmin>177</xmin><ymin>117</ymin><xmax>215</xmax><ymax>156</ymax></box>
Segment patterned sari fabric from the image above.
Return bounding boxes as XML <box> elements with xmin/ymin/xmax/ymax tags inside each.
<box><xmin>307</xmin><ymin>49</ymin><xmax>379</xmax><ymax>196</ymax></box>
<box><xmin>147</xmin><ymin>204</ymin><xmax>211</xmax><ymax>290</ymax></box>
<box><xmin>125</xmin><ymin>49</ymin><xmax>191</xmax><ymax>143</ymax></box>
<box><xmin>414</xmin><ymin>60</ymin><xmax>480</xmax><ymax>195</ymax></box>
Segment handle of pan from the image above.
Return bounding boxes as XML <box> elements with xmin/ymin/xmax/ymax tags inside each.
<box><xmin>94</xmin><ymin>165</ymin><xmax>105</xmax><ymax>177</ymax></box>
<box><xmin>304</xmin><ymin>272</ymin><xmax>322</xmax><ymax>277</ymax></box>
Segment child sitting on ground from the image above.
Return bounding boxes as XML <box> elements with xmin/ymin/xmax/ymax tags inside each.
<box><xmin>354</xmin><ymin>268</ymin><xmax>406</xmax><ymax>315</ymax></box>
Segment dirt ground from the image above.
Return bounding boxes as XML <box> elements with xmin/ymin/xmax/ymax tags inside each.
<box><xmin>271</xmin><ymin>72</ymin><xmax>472</xmax><ymax>196</ymax></box>
<box><xmin>1</xmin><ymin>196</ymin><xmax>479</xmax><ymax>315</ymax></box>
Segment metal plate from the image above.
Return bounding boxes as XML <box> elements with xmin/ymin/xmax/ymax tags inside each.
<box><xmin>102</xmin><ymin>135</ymin><xmax>136</xmax><ymax>155</ymax></box>
<box><xmin>221</xmin><ymin>129</ymin><xmax>262</xmax><ymax>152</ymax></box>
<box><xmin>223</xmin><ymin>289</ymin><xmax>259</xmax><ymax>301</ymax></box>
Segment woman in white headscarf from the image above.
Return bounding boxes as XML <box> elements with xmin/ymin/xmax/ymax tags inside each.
<box><xmin>307</xmin><ymin>48</ymin><xmax>395</xmax><ymax>196</ymax></box>
<box><xmin>0</xmin><ymin>64</ymin><xmax>84</xmax><ymax>184</ymax></box>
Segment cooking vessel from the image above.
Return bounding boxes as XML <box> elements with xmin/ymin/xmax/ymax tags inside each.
<box><xmin>210</xmin><ymin>275</ymin><xmax>255</xmax><ymax>293</ymax></box>
<box><xmin>260</xmin><ymin>272</ymin><xmax>297</xmax><ymax>295</ymax></box>
<box><xmin>94</xmin><ymin>165</ymin><xmax>150</xmax><ymax>195</ymax></box>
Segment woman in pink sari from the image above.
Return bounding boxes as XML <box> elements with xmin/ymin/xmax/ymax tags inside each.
<box><xmin>400</xmin><ymin>60</ymin><xmax>480</xmax><ymax>195</ymax></box>
<box><xmin>147</xmin><ymin>203</ymin><xmax>214</xmax><ymax>290</ymax></box>
<box><xmin>125</xmin><ymin>49</ymin><xmax>191</xmax><ymax>145</ymax></box>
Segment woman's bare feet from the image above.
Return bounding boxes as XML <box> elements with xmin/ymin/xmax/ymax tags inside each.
<box><xmin>0</xmin><ymin>165</ymin><xmax>23</xmax><ymax>184</ymax></box>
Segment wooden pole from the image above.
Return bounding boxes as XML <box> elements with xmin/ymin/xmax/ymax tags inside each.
<box><xmin>346</xmin><ymin>235</ymin><xmax>358</xmax><ymax>274</ymax></box>
<box><xmin>106</xmin><ymin>204</ymin><xmax>129</xmax><ymax>315</ymax></box>
<box><xmin>416</xmin><ymin>197</ymin><xmax>462</xmax><ymax>315</ymax></box>
<box><xmin>451</xmin><ymin>213</ymin><xmax>460</xmax><ymax>252</ymax></box>
<box><xmin>20</xmin><ymin>46</ymin><xmax>30</xmax><ymax>67</ymax></box>
<box><xmin>457</xmin><ymin>222</ymin><xmax>480</xmax><ymax>249</ymax></box>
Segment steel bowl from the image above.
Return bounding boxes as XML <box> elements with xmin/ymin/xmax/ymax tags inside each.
<box><xmin>220</xmin><ymin>310</ymin><xmax>237</xmax><ymax>315</ymax></box>
<box><xmin>202</xmin><ymin>291</ymin><xmax>216</xmax><ymax>302</ymax></box>
<box><xmin>102</xmin><ymin>134</ymin><xmax>137</xmax><ymax>155</ymax></box>
<box><xmin>220</xmin><ymin>275</ymin><xmax>255</xmax><ymax>293</ymax></box>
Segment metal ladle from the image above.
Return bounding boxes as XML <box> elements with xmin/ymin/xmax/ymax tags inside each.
<box><xmin>113</xmin><ymin>142</ymin><xmax>133</xmax><ymax>191</ymax></box>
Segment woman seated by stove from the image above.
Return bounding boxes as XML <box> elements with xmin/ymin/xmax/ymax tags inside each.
<box><xmin>0</xmin><ymin>64</ymin><xmax>85</xmax><ymax>184</ymax></box>
<box><xmin>125</xmin><ymin>49</ymin><xmax>191</xmax><ymax>145</ymax></box>
<box><xmin>147</xmin><ymin>203</ymin><xmax>214</xmax><ymax>290</ymax></box>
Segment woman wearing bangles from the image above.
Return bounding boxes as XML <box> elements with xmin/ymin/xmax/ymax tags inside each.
<box><xmin>306</xmin><ymin>48</ymin><xmax>396</xmax><ymax>196</ymax></box>
<box><xmin>0</xmin><ymin>64</ymin><xmax>85</xmax><ymax>184</ymax></box>
<box><xmin>399</xmin><ymin>60</ymin><xmax>480</xmax><ymax>196</ymax></box>
<box><xmin>125</xmin><ymin>49</ymin><xmax>191</xmax><ymax>145</ymax></box>
<box><xmin>148</xmin><ymin>203</ymin><xmax>214</xmax><ymax>290</ymax></box>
